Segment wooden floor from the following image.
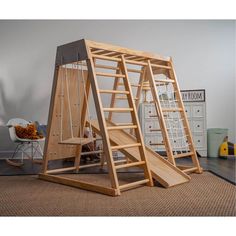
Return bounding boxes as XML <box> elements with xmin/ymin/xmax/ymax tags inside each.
<box><xmin>0</xmin><ymin>156</ymin><xmax>235</xmax><ymax>184</ymax></box>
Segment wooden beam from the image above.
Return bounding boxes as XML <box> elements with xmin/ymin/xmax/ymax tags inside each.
<box><xmin>39</xmin><ymin>174</ymin><xmax>118</xmax><ymax>196</ymax></box>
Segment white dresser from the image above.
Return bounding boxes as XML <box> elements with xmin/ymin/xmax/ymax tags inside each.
<box><xmin>139</xmin><ymin>89</ymin><xmax>207</xmax><ymax>156</ymax></box>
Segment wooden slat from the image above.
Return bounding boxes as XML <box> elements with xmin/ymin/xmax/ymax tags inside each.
<box><xmin>94</xmin><ymin>63</ymin><xmax>142</xmax><ymax>74</ymax></box>
<box><xmin>103</xmin><ymin>108</ymin><xmax>133</xmax><ymax>112</ymax></box>
<box><xmin>91</xmin><ymin>53</ymin><xmax>121</xmax><ymax>62</ymax></box>
<box><xmin>107</xmin><ymin>125</ymin><xmax>137</xmax><ymax>130</ymax></box>
<box><xmin>119</xmin><ymin>179</ymin><xmax>149</xmax><ymax>191</ymax></box>
<box><xmin>96</xmin><ymin>72</ymin><xmax>125</xmax><ymax>78</ymax></box>
<box><xmin>46</xmin><ymin>166</ymin><xmax>77</xmax><ymax>174</ymax></box>
<box><xmin>99</xmin><ymin>90</ymin><xmax>129</xmax><ymax>94</ymax></box>
<box><xmin>115</xmin><ymin>161</ymin><xmax>146</xmax><ymax>169</ymax></box>
<box><xmin>111</xmin><ymin>143</ymin><xmax>141</xmax><ymax>150</ymax></box>
<box><xmin>182</xmin><ymin>167</ymin><xmax>198</xmax><ymax>173</ymax></box>
<box><xmin>115</xmin><ymin>96</ymin><xmax>127</xmax><ymax>100</ymax></box>
<box><xmin>155</xmin><ymin>78</ymin><xmax>175</xmax><ymax>83</ymax></box>
<box><xmin>174</xmin><ymin>152</ymin><xmax>194</xmax><ymax>159</ymax></box>
<box><xmin>151</xmin><ymin>64</ymin><xmax>172</xmax><ymax>69</ymax></box>
<box><xmin>58</xmin><ymin>137</ymin><xmax>95</xmax><ymax>145</ymax></box>
<box><xmin>39</xmin><ymin>174</ymin><xmax>118</xmax><ymax>196</ymax></box>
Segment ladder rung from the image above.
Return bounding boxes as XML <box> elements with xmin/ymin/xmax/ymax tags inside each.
<box><xmin>151</xmin><ymin>64</ymin><xmax>172</xmax><ymax>69</ymax></box>
<box><xmin>99</xmin><ymin>90</ymin><xmax>129</xmax><ymax>94</ymax></box>
<box><xmin>91</xmin><ymin>53</ymin><xmax>121</xmax><ymax>62</ymax></box>
<box><xmin>114</xmin><ymin>122</ymin><xmax>133</xmax><ymax>126</ymax></box>
<box><xmin>174</xmin><ymin>152</ymin><xmax>194</xmax><ymax>159</ymax></box>
<box><xmin>119</xmin><ymin>179</ymin><xmax>149</xmax><ymax>191</ymax></box>
<box><xmin>162</xmin><ymin>108</ymin><xmax>183</xmax><ymax>112</ymax></box>
<box><xmin>149</xmin><ymin>129</ymin><xmax>161</xmax><ymax>132</ymax></box>
<box><xmin>155</xmin><ymin>79</ymin><xmax>175</xmax><ymax>83</ymax></box>
<box><xmin>103</xmin><ymin>108</ymin><xmax>133</xmax><ymax>112</ymax></box>
<box><xmin>111</xmin><ymin>143</ymin><xmax>141</xmax><ymax>150</ymax></box>
<box><xmin>182</xmin><ymin>167</ymin><xmax>198</xmax><ymax>173</ymax></box>
<box><xmin>117</xmin><ymin>83</ymin><xmax>141</xmax><ymax>87</ymax></box>
<box><xmin>115</xmin><ymin>161</ymin><xmax>146</xmax><ymax>169</ymax></box>
<box><xmin>96</xmin><ymin>72</ymin><xmax>125</xmax><ymax>78</ymax></box>
<box><xmin>107</xmin><ymin>125</ymin><xmax>137</xmax><ymax>130</ymax></box>
<box><xmin>116</xmin><ymin>96</ymin><xmax>127</xmax><ymax>100</ymax></box>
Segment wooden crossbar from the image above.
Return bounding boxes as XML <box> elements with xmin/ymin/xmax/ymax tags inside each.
<box><xmin>119</xmin><ymin>179</ymin><xmax>149</xmax><ymax>191</ymax></box>
<box><xmin>96</xmin><ymin>72</ymin><xmax>125</xmax><ymax>78</ymax></box>
<box><xmin>107</xmin><ymin>125</ymin><xmax>137</xmax><ymax>130</ymax></box>
<box><xmin>99</xmin><ymin>90</ymin><xmax>129</xmax><ymax>94</ymax></box>
<box><xmin>111</xmin><ymin>143</ymin><xmax>141</xmax><ymax>150</ymax></box>
<box><xmin>115</xmin><ymin>161</ymin><xmax>146</xmax><ymax>169</ymax></box>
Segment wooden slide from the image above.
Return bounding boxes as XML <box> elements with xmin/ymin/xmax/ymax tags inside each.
<box><xmin>90</xmin><ymin>120</ymin><xmax>190</xmax><ymax>188</ymax></box>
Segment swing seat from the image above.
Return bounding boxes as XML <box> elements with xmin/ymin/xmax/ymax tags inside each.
<box><xmin>58</xmin><ymin>137</ymin><xmax>95</xmax><ymax>145</ymax></box>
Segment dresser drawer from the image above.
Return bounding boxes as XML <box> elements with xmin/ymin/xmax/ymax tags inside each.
<box><xmin>192</xmin><ymin>119</ymin><xmax>204</xmax><ymax>133</ymax></box>
<box><xmin>192</xmin><ymin>104</ymin><xmax>204</xmax><ymax>118</ymax></box>
<box><xmin>193</xmin><ymin>135</ymin><xmax>205</xmax><ymax>148</ymax></box>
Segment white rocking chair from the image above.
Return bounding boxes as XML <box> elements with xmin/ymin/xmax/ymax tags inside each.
<box><xmin>6</xmin><ymin>118</ymin><xmax>45</xmax><ymax>167</ymax></box>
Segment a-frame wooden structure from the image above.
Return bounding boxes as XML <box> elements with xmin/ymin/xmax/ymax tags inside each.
<box><xmin>39</xmin><ymin>39</ymin><xmax>202</xmax><ymax>197</ymax></box>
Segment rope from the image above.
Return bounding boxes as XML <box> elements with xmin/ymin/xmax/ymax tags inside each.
<box><xmin>79</xmin><ymin>60</ymin><xmax>93</xmax><ymax>143</ymax></box>
<box><xmin>65</xmin><ymin>63</ymin><xmax>74</xmax><ymax>138</ymax></box>
<box><xmin>60</xmin><ymin>65</ymin><xmax>65</xmax><ymax>142</ymax></box>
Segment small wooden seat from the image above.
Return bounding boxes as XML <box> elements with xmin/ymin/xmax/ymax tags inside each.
<box><xmin>58</xmin><ymin>137</ymin><xmax>95</xmax><ymax>145</ymax></box>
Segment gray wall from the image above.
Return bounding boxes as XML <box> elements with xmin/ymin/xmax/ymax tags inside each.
<box><xmin>0</xmin><ymin>20</ymin><xmax>235</xmax><ymax>155</ymax></box>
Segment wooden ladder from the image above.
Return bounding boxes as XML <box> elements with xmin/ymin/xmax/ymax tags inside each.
<box><xmin>145</xmin><ymin>59</ymin><xmax>202</xmax><ymax>174</ymax></box>
<box><xmin>87</xmin><ymin>51</ymin><xmax>154</xmax><ymax>195</ymax></box>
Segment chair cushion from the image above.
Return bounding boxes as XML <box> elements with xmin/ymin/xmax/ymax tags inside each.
<box><xmin>15</xmin><ymin>123</ymin><xmax>44</xmax><ymax>140</ymax></box>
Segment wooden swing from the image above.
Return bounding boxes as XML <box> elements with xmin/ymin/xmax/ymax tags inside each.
<box><xmin>58</xmin><ymin>62</ymin><xmax>95</xmax><ymax>146</ymax></box>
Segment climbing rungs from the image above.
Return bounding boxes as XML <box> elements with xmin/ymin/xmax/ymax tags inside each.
<box><xmin>182</xmin><ymin>167</ymin><xmax>198</xmax><ymax>173</ymax></box>
<box><xmin>111</xmin><ymin>143</ymin><xmax>141</xmax><ymax>150</ymax></box>
<box><xmin>174</xmin><ymin>152</ymin><xmax>194</xmax><ymax>159</ymax></box>
<box><xmin>151</xmin><ymin>64</ymin><xmax>172</xmax><ymax>69</ymax></box>
<box><xmin>119</xmin><ymin>179</ymin><xmax>149</xmax><ymax>191</ymax></box>
<box><xmin>118</xmin><ymin>83</ymin><xmax>141</xmax><ymax>87</ymax></box>
<box><xmin>99</xmin><ymin>90</ymin><xmax>129</xmax><ymax>94</ymax></box>
<box><xmin>103</xmin><ymin>108</ymin><xmax>133</xmax><ymax>112</ymax></box>
<box><xmin>115</xmin><ymin>161</ymin><xmax>146</xmax><ymax>169</ymax></box>
<box><xmin>155</xmin><ymin>78</ymin><xmax>175</xmax><ymax>83</ymax></box>
<box><xmin>91</xmin><ymin>53</ymin><xmax>121</xmax><ymax>62</ymax></box>
<box><xmin>116</xmin><ymin>96</ymin><xmax>127</xmax><ymax>100</ymax></box>
<box><xmin>107</xmin><ymin>125</ymin><xmax>137</xmax><ymax>130</ymax></box>
<box><xmin>96</xmin><ymin>72</ymin><xmax>125</xmax><ymax>78</ymax></box>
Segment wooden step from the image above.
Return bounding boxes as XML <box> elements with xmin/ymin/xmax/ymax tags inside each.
<box><xmin>116</xmin><ymin>96</ymin><xmax>127</xmax><ymax>100</ymax></box>
<box><xmin>99</xmin><ymin>90</ymin><xmax>129</xmax><ymax>94</ymax></box>
<box><xmin>151</xmin><ymin>64</ymin><xmax>172</xmax><ymax>69</ymax></box>
<box><xmin>119</xmin><ymin>179</ymin><xmax>149</xmax><ymax>191</ymax></box>
<box><xmin>107</xmin><ymin>125</ymin><xmax>137</xmax><ymax>130</ymax></box>
<box><xmin>155</xmin><ymin>78</ymin><xmax>175</xmax><ymax>83</ymax></box>
<box><xmin>59</xmin><ymin>137</ymin><xmax>95</xmax><ymax>145</ymax></box>
<box><xmin>182</xmin><ymin>167</ymin><xmax>198</xmax><ymax>173</ymax></box>
<box><xmin>111</xmin><ymin>143</ymin><xmax>141</xmax><ymax>150</ymax></box>
<box><xmin>103</xmin><ymin>108</ymin><xmax>133</xmax><ymax>112</ymax></box>
<box><xmin>91</xmin><ymin>53</ymin><xmax>121</xmax><ymax>62</ymax></box>
<box><xmin>115</xmin><ymin>161</ymin><xmax>146</xmax><ymax>169</ymax></box>
<box><xmin>96</xmin><ymin>72</ymin><xmax>125</xmax><ymax>78</ymax></box>
<box><xmin>174</xmin><ymin>152</ymin><xmax>194</xmax><ymax>159</ymax></box>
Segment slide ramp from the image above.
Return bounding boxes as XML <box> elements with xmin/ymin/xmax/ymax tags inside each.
<box><xmin>90</xmin><ymin>120</ymin><xmax>190</xmax><ymax>188</ymax></box>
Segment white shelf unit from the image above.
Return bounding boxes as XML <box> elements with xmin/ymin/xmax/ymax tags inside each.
<box><xmin>139</xmin><ymin>95</ymin><xmax>207</xmax><ymax>157</ymax></box>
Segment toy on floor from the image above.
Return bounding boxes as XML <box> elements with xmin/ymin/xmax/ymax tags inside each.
<box><xmin>219</xmin><ymin>136</ymin><xmax>236</xmax><ymax>158</ymax></box>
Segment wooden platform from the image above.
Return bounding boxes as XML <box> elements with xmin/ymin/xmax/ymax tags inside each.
<box><xmin>58</xmin><ymin>137</ymin><xmax>95</xmax><ymax>145</ymax></box>
<box><xmin>90</xmin><ymin>120</ymin><xmax>190</xmax><ymax>188</ymax></box>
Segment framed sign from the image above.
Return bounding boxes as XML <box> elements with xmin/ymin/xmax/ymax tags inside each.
<box><xmin>180</xmin><ymin>89</ymin><xmax>205</xmax><ymax>102</ymax></box>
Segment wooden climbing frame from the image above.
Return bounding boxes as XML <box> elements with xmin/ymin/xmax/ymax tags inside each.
<box><xmin>39</xmin><ymin>39</ymin><xmax>202</xmax><ymax>196</ymax></box>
